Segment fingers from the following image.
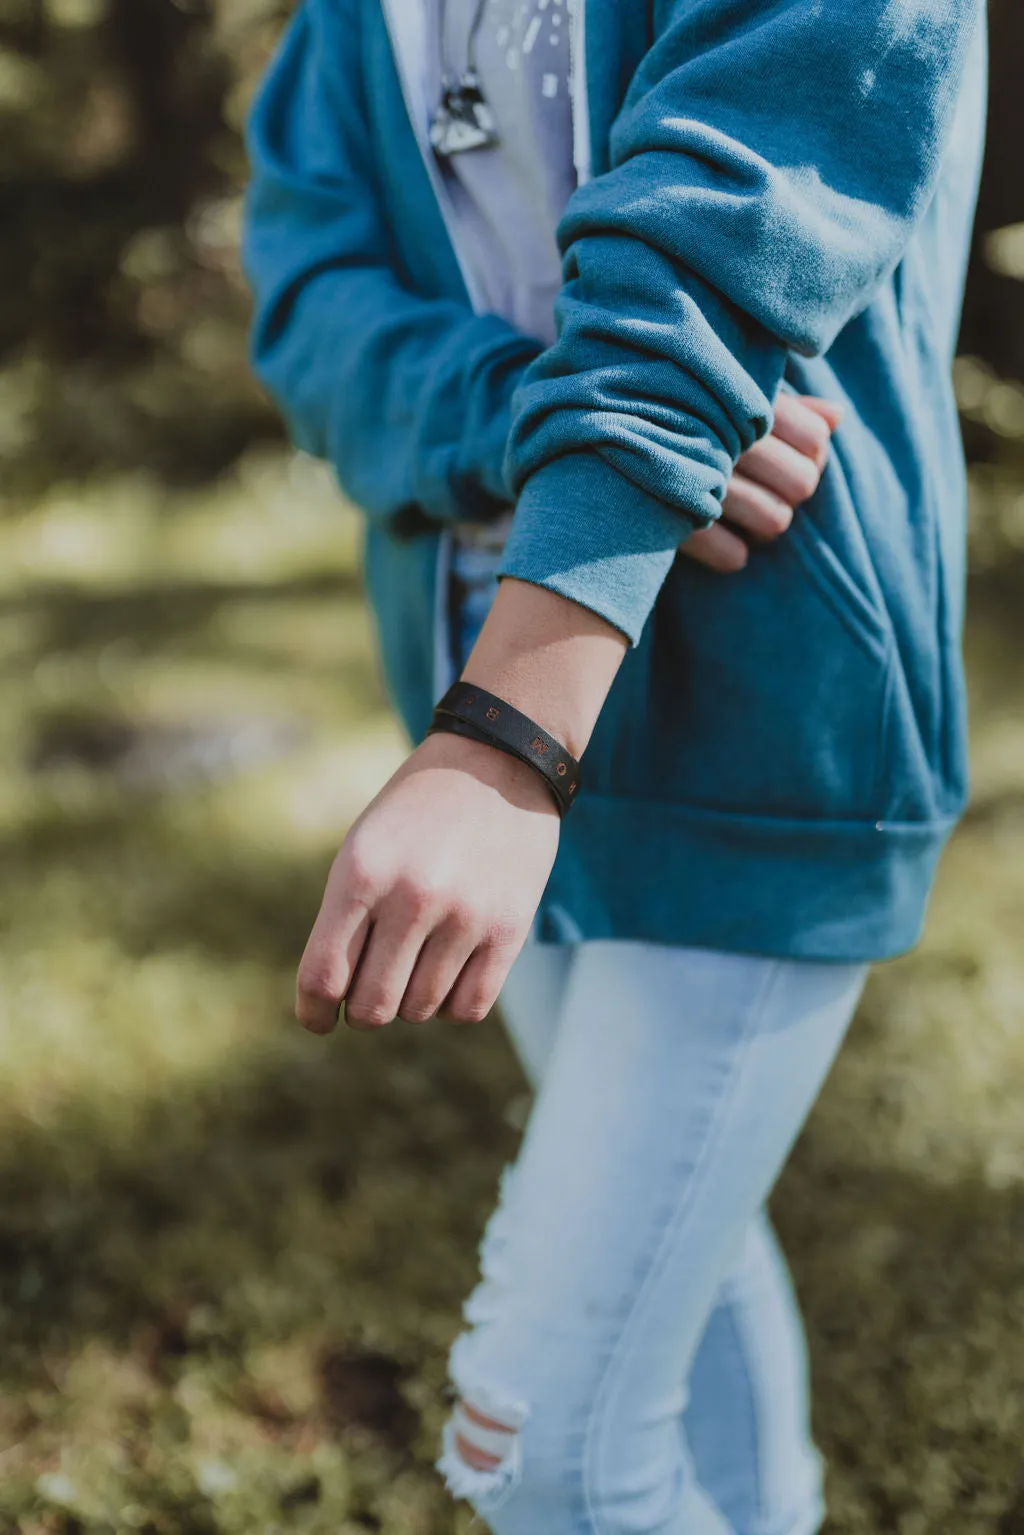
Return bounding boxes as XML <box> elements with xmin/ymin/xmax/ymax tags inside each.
<box><xmin>735</xmin><ymin>431</ymin><xmax>822</xmax><ymax>509</ymax></box>
<box><xmin>343</xmin><ymin>884</ymin><xmax>435</xmax><ymax>1028</ymax></box>
<box><xmin>689</xmin><ymin>394</ymin><xmax>842</xmax><ymax>571</ymax></box>
<box><xmin>681</xmin><ymin>522</ymin><xmax>749</xmax><ymax>573</ymax></box>
<box><xmin>443</xmin><ymin>940</ymin><xmax>521</xmax><ymax>1027</ymax></box>
<box><xmin>398</xmin><ymin>917</ymin><xmax>478</xmax><ymax>1025</ymax></box>
<box><xmin>297</xmin><ymin>897</ymin><xmax>371</xmax><ymax>1034</ymax></box>
<box><xmin>720</xmin><ymin>475</ymin><xmax>793</xmax><ymax>542</ymax></box>
<box><xmin>295</xmin><ymin>845</ymin><xmax>524</xmax><ymax>1034</ymax></box>
<box><xmin>767</xmin><ymin>392</ymin><xmax>835</xmax><ymax>471</ymax></box>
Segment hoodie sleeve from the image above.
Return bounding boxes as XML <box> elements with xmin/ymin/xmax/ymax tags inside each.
<box><xmin>242</xmin><ymin>0</ymin><xmax>540</xmax><ymax>527</ymax></box>
<box><xmin>499</xmin><ymin>0</ymin><xmax>983</xmax><ymax>642</ymax></box>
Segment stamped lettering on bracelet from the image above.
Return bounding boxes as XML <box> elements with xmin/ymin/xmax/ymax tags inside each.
<box><xmin>486</xmin><ymin>706</ymin><xmax>500</xmax><ymax>722</ymax></box>
<box><xmin>530</xmin><ymin>736</ymin><xmax>549</xmax><ymax>755</ymax></box>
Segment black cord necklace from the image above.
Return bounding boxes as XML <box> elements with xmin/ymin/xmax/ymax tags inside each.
<box><xmin>430</xmin><ymin>0</ymin><xmax>500</xmax><ymax>156</ymax></box>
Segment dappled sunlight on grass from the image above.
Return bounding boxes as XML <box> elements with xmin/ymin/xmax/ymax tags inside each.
<box><xmin>0</xmin><ymin>451</ymin><xmax>1021</xmax><ymax>1531</ymax></box>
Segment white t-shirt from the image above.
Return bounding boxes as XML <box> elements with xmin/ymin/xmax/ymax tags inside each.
<box><xmin>424</xmin><ymin>0</ymin><xmax>578</xmax><ymax>346</ymax></box>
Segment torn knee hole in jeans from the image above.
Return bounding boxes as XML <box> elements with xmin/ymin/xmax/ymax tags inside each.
<box><xmin>438</xmin><ymin>1382</ymin><xmax>529</xmax><ymax>1508</ymax></box>
<box><xmin>437</xmin><ymin>1171</ymin><xmax>529</xmax><ymax>1508</ymax></box>
<box><xmin>454</xmin><ymin>1400</ymin><xmax>519</xmax><ymax>1469</ymax></box>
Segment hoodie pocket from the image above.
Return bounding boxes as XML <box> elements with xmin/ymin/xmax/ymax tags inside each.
<box><xmin>598</xmin><ymin>502</ymin><xmax>905</xmax><ymax>824</ymax></box>
<box><xmin>784</xmin><ymin>511</ymin><xmax>891</xmax><ymax>663</ymax></box>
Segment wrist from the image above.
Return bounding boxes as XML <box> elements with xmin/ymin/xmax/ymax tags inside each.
<box><xmin>461</xmin><ymin>578</ymin><xmax>627</xmax><ymax>760</ymax></box>
<box><xmin>430</xmin><ymin>682</ymin><xmax>581</xmax><ymax>815</ymax></box>
<box><xmin>460</xmin><ymin>663</ymin><xmax>589</xmax><ymax>761</ymax></box>
<box><xmin>417</xmin><ymin>728</ymin><xmax>559</xmax><ymax>816</ymax></box>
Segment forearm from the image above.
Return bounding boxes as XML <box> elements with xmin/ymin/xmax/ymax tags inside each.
<box><xmin>459</xmin><ymin>392</ymin><xmax>842</xmax><ymax>758</ymax></box>
<box><xmin>248</xmin><ymin>264</ymin><xmax>533</xmax><ymax>524</ymax></box>
<box><xmin>462</xmin><ymin>578</ymin><xmax>628</xmax><ymax>760</ymax></box>
<box><xmin>503</xmin><ymin>0</ymin><xmax>982</xmax><ymax>645</ymax></box>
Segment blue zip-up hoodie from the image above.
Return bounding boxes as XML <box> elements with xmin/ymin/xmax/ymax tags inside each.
<box><xmin>243</xmin><ymin>0</ymin><xmax>986</xmax><ymax>961</ymax></box>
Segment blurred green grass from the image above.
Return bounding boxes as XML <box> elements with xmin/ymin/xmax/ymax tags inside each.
<box><xmin>0</xmin><ymin>452</ymin><xmax>1022</xmax><ymax>1534</ymax></box>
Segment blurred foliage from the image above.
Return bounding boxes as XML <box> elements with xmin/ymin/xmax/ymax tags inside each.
<box><xmin>0</xmin><ymin>3</ymin><xmax>1022</xmax><ymax>1533</ymax></box>
<box><xmin>0</xmin><ymin>0</ymin><xmax>1021</xmax><ymax>526</ymax></box>
<box><xmin>0</xmin><ymin>455</ymin><xmax>1021</xmax><ymax>1531</ymax></box>
<box><xmin>0</xmin><ymin>0</ymin><xmax>289</xmax><ymax>492</ymax></box>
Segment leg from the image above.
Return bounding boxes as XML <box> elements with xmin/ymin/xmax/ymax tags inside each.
<box><xmin>504</xmin><ymin>940</ymin><xmax>828</xmax><ymax>1534</ymax></box>
<box><xmin>446</xmin><ymin>937</ymin><xmax>579</xmax><ymax>1481</ymax></box>
<box><xmin>438</xmin><ymin>941</ymin><xmax>866</xmax><ymax>1535</ymax></box>
<box><xmin>684</xmin><ymin>1209</ymin><xmax>825</xmax><ymax>1535</ymax></box>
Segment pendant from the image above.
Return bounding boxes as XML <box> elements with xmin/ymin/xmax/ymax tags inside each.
<box><xmin>430</xmin><ymin>72</ymin><xmax>500</xmax><ymax>156</ymax></box>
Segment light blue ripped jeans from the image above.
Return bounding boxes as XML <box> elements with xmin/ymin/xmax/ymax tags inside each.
<box><xmin>437</xmin><ymin>940</ymin><xmax>867</xmax><ymax>1535</ymax></box>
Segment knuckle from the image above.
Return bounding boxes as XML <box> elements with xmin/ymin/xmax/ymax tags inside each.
<box><xmin>791</xmin><ymin>461</ymin><xmax>821</xmax><ymax>504</ymax></box>
<box><xmin>338</xmin><ymin>847</ymin><xmax>379</xmax><ymax>906</ymax></box>
<box><xmin>760</xmin><ymin>499</ymin><xmax>794</xmax><ymax>537</ymax></box>
<box><xmin>345</xmin><ymin>999</ymin><xmax>393</xmax><ymax>1028</ymax></box>
<box><xmin>392</xmin><ymin>875</ymin><xmax>436</xmax><ymax>922</ymax></box>
<box><xmin>807</xmin><ymin>417</ymin><xmax>831</xmax><ymax>459</ymax></box>
<box><xmin>451</xmin><ymin>995</ymin><xmax>491</xmax><ymax>1025</ymax></box>
<box><xmin>399</xmin><ymin>999</ymin><xmax>438</xmax><ymax>1025</ymax></box>
<box><xmin>446</xmin><ymin>899</ymin><xmax>478</xmax><ymax>935</ymax></box>
<box><xmin>486</xmin><ymin>915</ymin><xmax>523</xmax><ymax>952</ymax></box>
<box><xmin>297</xmin><ymin>964</ymin><xmax>341</xmax><ymax>1007</ymax></box>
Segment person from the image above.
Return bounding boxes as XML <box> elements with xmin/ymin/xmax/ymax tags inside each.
<box><xmin>242</xmin><ymin>0</ymin><xmax>986</xmax><ymax>1529</ymax></box>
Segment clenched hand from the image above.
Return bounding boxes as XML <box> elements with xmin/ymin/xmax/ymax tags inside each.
<box><xmin>683</xmin><ymin>393</ymin><xmax>841</xmax><ymax>571</ymax></box>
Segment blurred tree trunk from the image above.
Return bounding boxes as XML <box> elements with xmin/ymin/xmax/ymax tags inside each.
<box><xmin>960</xmin><ymin>0</ymin><xmax>1024</xmax><ymax>381</ymax></box>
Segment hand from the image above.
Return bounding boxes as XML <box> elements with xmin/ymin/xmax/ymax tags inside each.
<box><xmin>296</xmin><ymin>730</ymin><xmax>560</xmax><ymax>1032</ymax></box>
<box><xmin>682</xmin><ymin>394</ymin><xmax>842</xmax><ymax>573</ymax></box>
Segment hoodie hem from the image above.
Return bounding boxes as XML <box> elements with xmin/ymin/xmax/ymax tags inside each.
<box><xmin>535</xmin><ymin>793</ymin><xmax>959</xmax><ymax>962</ymax></box>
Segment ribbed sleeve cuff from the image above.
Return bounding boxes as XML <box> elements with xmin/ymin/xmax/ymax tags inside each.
<box><xmin>498</xmin><ymin>451</ymin><xmax>714</xmax><ymax>644</ymax></box>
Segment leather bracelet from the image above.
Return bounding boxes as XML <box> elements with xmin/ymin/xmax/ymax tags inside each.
<box><xmin>427</xmin><ymin>682</ymin><xmax>582</xmax><ymax>816</ymax></box>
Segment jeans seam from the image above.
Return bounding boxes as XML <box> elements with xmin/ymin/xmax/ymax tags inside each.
<box><xmin>580</xmin><ymin>958</ymin><xmax>787</xmax><ymax>1535</ymax></box>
